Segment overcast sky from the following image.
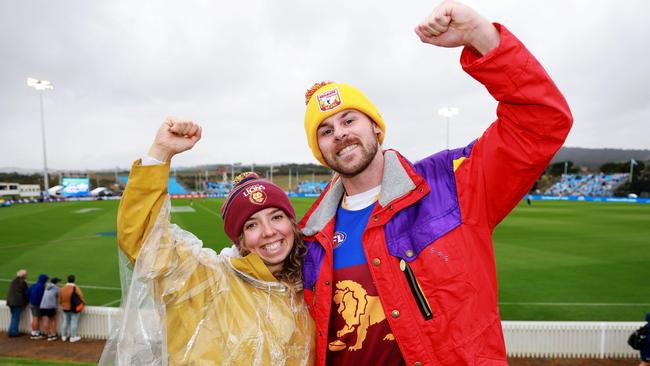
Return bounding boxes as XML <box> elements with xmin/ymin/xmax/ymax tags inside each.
<box><xmin>1</xmin><ymin>0</ymin><xmax>648</xmax><ymax>171</ymax></box>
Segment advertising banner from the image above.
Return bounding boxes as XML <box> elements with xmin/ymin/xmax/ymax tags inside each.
<box><xmin>62</xmin><ymin>177</ymin><xmax>90</xmax><ymax>197</ymax></box>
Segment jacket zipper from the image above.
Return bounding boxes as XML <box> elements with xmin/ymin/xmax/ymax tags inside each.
<box><xmin>400</xmin><ymin>259</ymin><xmax>433</xmax><ymax>320</ymax></box>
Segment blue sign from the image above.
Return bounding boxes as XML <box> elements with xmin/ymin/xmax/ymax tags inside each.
<box><xmin>62</xmin><ymin>177</ymin><xmax>90</xmax><ymax>197</ymax></box>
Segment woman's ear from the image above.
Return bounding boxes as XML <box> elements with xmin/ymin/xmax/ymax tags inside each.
<box><xmin>237</xmin><ymin>239</ymin><xmax>250</xmax><ymax>257</ymax></box>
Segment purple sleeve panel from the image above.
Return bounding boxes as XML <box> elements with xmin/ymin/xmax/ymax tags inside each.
<box><xmin>383</xmin><ymin>143</ymin><xmax>474</xmax><ymax>262</ymax></box>
<box><xmin>302</xmin><ymin>239</ymin><xmax>325</xmax><ymax>290</ymax></box>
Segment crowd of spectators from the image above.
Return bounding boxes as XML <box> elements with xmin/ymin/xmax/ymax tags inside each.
<box><xmin>5</xmin><ymin>269</ymin><xmax>85</xmax><ymax>342</ymax></box>
<box><xmin>545</xmin><ymin>173</ymin><xmax>629</xmax><ymax>197</ymax></box>
<box><xmin>297</xmin><ymin>181</ymin><xmax>328</xmax><ymax>195</ymax></box>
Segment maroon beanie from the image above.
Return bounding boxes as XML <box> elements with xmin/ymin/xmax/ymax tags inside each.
<box><xmin>221</xmin><ymin>172</ymin><xmax>295</xmax><ymax>244</ymax></box>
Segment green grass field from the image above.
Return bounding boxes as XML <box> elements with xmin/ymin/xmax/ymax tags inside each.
<box><xmin>0</xmin><ymin>357</ymin><xmax>94</xmax><ymax>366</ymax></box>
<box><xmin>1</xmin><ymin>198</ymin><xmax>648</xmax><ymax>321</ymax></box>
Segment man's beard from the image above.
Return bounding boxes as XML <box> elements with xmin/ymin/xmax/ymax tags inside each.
<box><xmin>324</xmin><ymin>137</ymin><xmax>379</xmax><ymax>178</ymax></box>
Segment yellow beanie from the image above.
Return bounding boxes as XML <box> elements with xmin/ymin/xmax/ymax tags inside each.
<box><xmin>303</xmin><ymin>81</ymin><xmax>386</xmax><ymax>166</ymax></box>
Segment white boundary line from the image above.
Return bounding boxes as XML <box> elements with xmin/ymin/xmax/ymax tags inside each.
<box><xmin>100</xmin><ymin>298</ymin><xmax>122</xmax><ymax>306</ymax></box>
<box><xmin>3</xmin><ymin>278</ymin><xmax>648</xmax><ymax>305</ymax></box>
<box><xmin>0</xmin><ymin>278</ymin><xmax>120</xmax><ymax>291</ymax></box>
<box><xmin>188</xmin><ymin>200</ymin><xmax>222</xmax><ymax>219</ymax></box>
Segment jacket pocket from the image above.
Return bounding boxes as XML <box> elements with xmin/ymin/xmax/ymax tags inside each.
<box><xmin>400</xmin><ymin>259</ymin><xmax>434</xmax><ymax>320</ymax></box>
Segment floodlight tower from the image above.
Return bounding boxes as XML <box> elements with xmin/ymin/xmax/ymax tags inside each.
<box><xmin>437</xmin><ymin>107</ymin><xmax>459</xmax><ymax>149</ymax></box>
<box><xmin>27</xmin><ymin>77</ymin><xmax>54</xmax><ymax>198</ymax></box>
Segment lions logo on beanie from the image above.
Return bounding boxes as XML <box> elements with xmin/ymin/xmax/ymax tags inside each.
<box><xmin>221</xmin><ymin>172</ymin><xmax>295</xmax><ymax>244</ymax></box>
<box><xmin>246</xmin><ymin>185</ymin><xmax>267</xmax><ymax>205</ymax></box>
<box><xmin>303</xmin><ymin>81</ymin><xmax>386</xmax><ymax>167</ymax></box>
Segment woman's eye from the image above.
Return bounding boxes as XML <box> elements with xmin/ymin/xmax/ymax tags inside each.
<box><xmin>245</xmin><ymin>223</ymin><xmax>256</xmax><ymax>230</ymax></box>
<box><xmin>272</xmin><ymin>214</ymin><xmax>284</xmax><ymax>221</ymax></box>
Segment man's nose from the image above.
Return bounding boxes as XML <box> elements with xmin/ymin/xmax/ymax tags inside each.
<box><xmin>333</xmin><ymin>126</ymin><xmax>347</xmax><ymax>140</ymax></box>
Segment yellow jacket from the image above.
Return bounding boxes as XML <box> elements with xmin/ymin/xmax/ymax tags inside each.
<box><xmin>102</xmin><ymin>161</ymin><xmax>314</xmax><ymax>365</ymax></box>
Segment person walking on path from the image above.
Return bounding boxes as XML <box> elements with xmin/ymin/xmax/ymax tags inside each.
<box><xmin>26</xmin><ymin>274</ymin><xmax>48</xmax><ymax>340</ymax></box>
<box><xmin>39</xmin><ymin>278</ymin><xmax>61</xmax><ymax>341</ymax></box>
<box><xmin>299</xmin><ymin>1</ymin><xmax>572</xmax><ymax>364</ymax></box>
<box><xmin>5</xmin><ymin>269</ymin><xmax>29</xmax><ymax>337</ymax></box>
<box><xmin>59</xmin><ymin>275</ymin><xmax>85</xmax><ymax>342</ymax></box>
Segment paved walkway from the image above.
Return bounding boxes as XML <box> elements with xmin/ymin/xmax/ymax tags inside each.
<box><xmin>0</xmin><ymin>332</ymin><xmax>104</xmax><ymax>363</ymax></box>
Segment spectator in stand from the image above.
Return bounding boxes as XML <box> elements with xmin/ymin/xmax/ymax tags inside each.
<box><xmin>6</xmin><ymin>269</ymin><xmax>29</xmax><ymax>337</ymax></box>
<box><xmin>59</xmin><ymin>274</ymin><xmax>84</xmax><ymax>342</ymax></box>
<box><xmin>27</xmin><ymin>274</ymin><xmax>48</xmax><ymax>339</ymax></box>
<box><xmin>39</xmin><ymin>277</ymin><xmax>61</xmax><ymax>341</ymax></box>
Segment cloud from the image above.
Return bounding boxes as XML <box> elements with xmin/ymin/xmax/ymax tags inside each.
<box><xmin>1</xmin><ymin>0</ymin><xmax>648</xmax><ymax>170</ymax></box>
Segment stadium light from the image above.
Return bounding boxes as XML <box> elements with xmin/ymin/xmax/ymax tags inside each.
<box><xmin>27</xmin><ymin>77</ymin><xmax>53</xmax><ymax>91</ymax></box>
<box><xmin>27</xmin><ymin>77</ymin><xmax>54</xmax><ymax>198</ymax></box>
<box><xmin>438</xmin><ymin>107</ymin><xmax>459</xmax><ymax>149</ymax></box>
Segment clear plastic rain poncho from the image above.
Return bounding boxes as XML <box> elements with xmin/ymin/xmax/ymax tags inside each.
<box><xmin>99</xmin><ymin>163</ymin><xmax>314</xmax><ymax>366</ymax></box>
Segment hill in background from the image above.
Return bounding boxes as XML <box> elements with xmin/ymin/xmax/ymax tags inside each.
<box><xmin>551</xmin><ymin>147</ymin><xmax>650</xmax><ymax>169</ymax></box>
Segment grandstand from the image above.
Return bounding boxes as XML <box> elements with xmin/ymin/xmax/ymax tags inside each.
<box><xmin>207</xmin><ymin>181</ymin><xmax>231</xmax><ymax>196</ymax></box>
<box><xmin>545</xmin><ymin>173</ymin><xmax>628</xmax><ymax>197</ymax></box>
<box><xmin>119</xmin><ymin>175</ymin><xmax>189</xmax><ymax>195</ymax></box>
<box><xmin>297</xmin><ymin>181</ymin><xmax>328</xmax><ymax>195</ymax></box>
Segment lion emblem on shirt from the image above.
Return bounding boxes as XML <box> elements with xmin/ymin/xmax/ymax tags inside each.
<box><xmin>328</xmin><ymin>280</ymin><xmax>394</xmax><ymax>352</ymax></box>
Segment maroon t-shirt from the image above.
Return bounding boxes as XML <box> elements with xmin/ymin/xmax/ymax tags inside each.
<box><xmin>326</xmin><ymin>205</ymin><xmax>405</xmax><ymax>365</ymax></box>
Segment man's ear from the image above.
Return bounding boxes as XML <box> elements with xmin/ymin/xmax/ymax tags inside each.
<box><xmin>372</xmin><ymin>123</ymin><xmax>382</xmax><ymax>138</ymax></box>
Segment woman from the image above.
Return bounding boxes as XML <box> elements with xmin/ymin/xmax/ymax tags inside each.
<box><xmin>100</xmin><ymin>118</ymin><xmax>314</xmax><ymax>365</ymax></box>
<box><xmin>59</xmin><ymin>274</ymin><xmax>84</xmax><ymax>342</ymax></box>
<box><xmin>39</xmin><ymin>277</ymin><xmax>60</xmax><ymax>341</ymax></box>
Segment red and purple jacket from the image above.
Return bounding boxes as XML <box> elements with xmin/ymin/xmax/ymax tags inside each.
<box><xmin>299</xmin><ymin>25</ymin><xmax>572</xmax><ymax>366</ymax></box>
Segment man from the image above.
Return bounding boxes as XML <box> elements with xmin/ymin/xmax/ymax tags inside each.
<box><xmin>299</xmin><ymin>1</ymin><xmax>572</xmax><ymax>365</ymax></box>
<box><xmin>5</xmin><ymin>269</ymin><xmax>29</xmax><ymax>337</ymax></box>
<box><xmin>26</xmin><ymin>273</ymin><xmax>48</xmax><ymax>339</ymax></box>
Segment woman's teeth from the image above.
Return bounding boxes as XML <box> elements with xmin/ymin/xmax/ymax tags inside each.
<box><xmin>263</xmin><ymin>241</ymin><xmax>282</xmax><ymax>252</ymax></box>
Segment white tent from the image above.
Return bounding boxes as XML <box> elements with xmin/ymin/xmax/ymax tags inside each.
<box><xmin>48</xmin><ymin>185</ymin><xmax>62</xmax><ymax>197</ymax></box>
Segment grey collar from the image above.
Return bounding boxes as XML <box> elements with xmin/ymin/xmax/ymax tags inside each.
<box><xmin>302</xmin><ymin>150</ymin><xmax>416</xmax><ymax>236</ymax></box>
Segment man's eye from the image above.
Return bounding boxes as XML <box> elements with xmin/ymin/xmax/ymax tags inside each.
<box><xmin>320</xmin><ymin>129</ymin><xmax>332</xmax><ymax>136</ymax></box>
<box><xmin>345</xmin><ymin>119</ymin><xmax>353</xmax><ymax>125</ymax></box>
